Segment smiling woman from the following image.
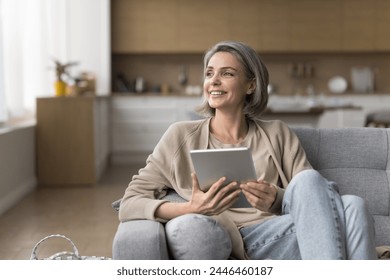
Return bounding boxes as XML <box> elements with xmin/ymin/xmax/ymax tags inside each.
<box><xmin>116</xmin><ymin>41</ymin><xmax>378</xmax><ymax>260</ymax></box>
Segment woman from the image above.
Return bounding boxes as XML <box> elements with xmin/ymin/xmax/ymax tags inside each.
<box><xmin>118</xmin><ymin>41</ymin><xmax>377</xmax><ymax>260</ymax></box>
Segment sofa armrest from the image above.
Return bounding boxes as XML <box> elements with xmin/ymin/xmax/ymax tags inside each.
<box><xmin>112</xmin><ymin>220</ymin><xmax>169</xmax><ymax>260</ymax></box>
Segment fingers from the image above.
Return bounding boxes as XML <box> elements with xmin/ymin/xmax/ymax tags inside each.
<box><xmin>240</xmin><ymin>180</ymin><xmax>277</xmax><ymax>211</ymax></box>
<box><xmin>190</xmin><ymin>173</ymin><xmax>241</xmax><ymax>214</ymax></box>
<box><xmin>242</xmin><ymin>180</ymin><xmax>274</xmax><ymax>197</ymax></box>
<box><xmin>191</xmin><ymin>173</ymin><xmax>200</xmax><ymax>191</ymax></box>
<box><xmin>210</xmin><ymin>181</ymin><xmax>241</xmax><ymax>212</ymax></box>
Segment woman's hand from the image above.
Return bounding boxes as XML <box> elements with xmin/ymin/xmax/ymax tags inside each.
<box><xmin>240</xmin><ymin>179</ymin><xmax>277</xmax><ymax>212</ymax></box>
<box><xmin>155</xmin><ymin>173</ymin><xmax>240</xmax><ymax>220</ymax></box>
<box><xmin>189</xmin><ymin>173</ymin><xmax>241</xmax><ymax>216</ymax></box>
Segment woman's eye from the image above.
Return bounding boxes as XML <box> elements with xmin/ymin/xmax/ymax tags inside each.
<box><xmin>223</xmin><ymin>72</ymin><xmax>233</xmax><ymax>77</ymax></box>
<box><xmin>205</xmin><ymin>71</ymin><xmax>213</xmax><ymax>78</ymax></box>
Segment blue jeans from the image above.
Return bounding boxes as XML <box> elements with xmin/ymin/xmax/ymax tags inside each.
<box><xmin>239</xmin><ymin>169</ymin><xmax>377</xmax><ymax>259</ymax></box>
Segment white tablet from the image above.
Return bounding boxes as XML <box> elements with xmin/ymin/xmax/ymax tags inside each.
<box><xmin>190</xmin><ymin>147</ymin><xmax>257</xmax><ymax>208</ymax></box>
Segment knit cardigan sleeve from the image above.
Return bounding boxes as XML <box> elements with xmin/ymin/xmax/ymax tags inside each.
<box><xmin>118</xmin><ymin>123</ymin><xmax>181</xmax><ymax>223</ymax></box>
<box><xmin>118</xmin><ymin>120</ymin><xmax>207</xmax><ymax>223</ymax></box>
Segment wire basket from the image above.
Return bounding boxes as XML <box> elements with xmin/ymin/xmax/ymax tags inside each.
<box><xmin>30</xmin><ymin>234</ymin><xmax>111</xmax><ymax>260</ymax></box>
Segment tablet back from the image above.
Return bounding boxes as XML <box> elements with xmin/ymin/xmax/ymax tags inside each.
<box><xmin>190</xmin><ymin>148</ymin><xmax>256</xmax><ymax>208</ymax></box>
<box><xmin>190</xmin><ymin>147</ymin><xmax>256</xmax><ymax>208</ymax></box>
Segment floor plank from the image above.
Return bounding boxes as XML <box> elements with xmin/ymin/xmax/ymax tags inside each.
<box><xmin>0</xmin><ymin>164</ymin><xmax>143</xmax><ymax>260</ymax></box>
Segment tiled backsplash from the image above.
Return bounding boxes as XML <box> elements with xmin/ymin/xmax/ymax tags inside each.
<box><xmin>111</xmin><ymin>53</ymin><xmax>390</xmax><ymax>96</ymax></box>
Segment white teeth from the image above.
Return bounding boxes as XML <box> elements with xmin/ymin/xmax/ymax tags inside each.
<box><xmin>209</xmin><ymin>91</ymin><xmax>225</xmax><ymax>95</ymax></box>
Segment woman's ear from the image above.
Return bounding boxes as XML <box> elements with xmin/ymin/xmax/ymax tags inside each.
<box><xmin>246</xmin><ymin>79</ymin><xmax>256</xmax><ymax>95</ymax></box>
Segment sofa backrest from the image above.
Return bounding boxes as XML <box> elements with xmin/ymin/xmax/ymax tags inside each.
<box><xmin>293</xmin><ymin>127</ymin><xmax>390</xmax><ymax>246</ymax></box>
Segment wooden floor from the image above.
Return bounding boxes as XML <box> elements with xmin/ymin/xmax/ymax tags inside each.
<box><xmin>0</xmin><ymin>163</ymin><xmax>143</xmax><ymax>260</ymax></box>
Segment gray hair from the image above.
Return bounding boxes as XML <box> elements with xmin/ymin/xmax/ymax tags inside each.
<box><xmin>196</xmin><ymin>41</ymin><xmax>269</xmax><ymax>120</ymax></box>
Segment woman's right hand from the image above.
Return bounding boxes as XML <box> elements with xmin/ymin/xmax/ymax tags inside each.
<box><xmin>155</xmin><ymin>173</ymin><xmax>240</xmax><ymax>220</ymax></box>
<box><xmin>188</xmin><ymin>173</ymin><xmax>241</xmax><ymax>216</ymax></box>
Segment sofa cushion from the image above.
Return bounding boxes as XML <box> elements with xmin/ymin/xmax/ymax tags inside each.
<box><xmin>112</xmin><ymin>190</ymin><xmax>187</xmax><ymax>212</ymax></box>
<box><xmin>294</xmin><ymin>127</ymin><xmax>390</xmax><ymax>246</ymax></box>
<box><xmin>294</xmin><ymin>128</ymin><xmax>389</xmax><ymax>215</ymax></box>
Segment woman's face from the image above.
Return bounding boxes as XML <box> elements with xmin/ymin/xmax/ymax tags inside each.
<box><xmin>203</xmin><ymin>51</ymin><xmax>254</xmax><ymax>114</ymax></box>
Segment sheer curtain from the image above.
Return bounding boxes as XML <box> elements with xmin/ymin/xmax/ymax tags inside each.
<box><xmin>0</xmin><ymin>0</ymin><xmax>6</xmax><ymax>123</ymax></box>
<box><xmin>0</xmin><ymin>0</ymin><xmax>72</xmax><ymax>121</ymax></box>
<box><xmin>0</xmin><ymin>0</ymin><xmax>109</xmax><ymax>123</ymax></box>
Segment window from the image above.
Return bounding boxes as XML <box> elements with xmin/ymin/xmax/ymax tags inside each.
<box><xmin>0</xmin><ymin>0</ymin><xmax>109</xmax><ymax>124</ymax></box>
<box><xmin>0</xmin><ymin>0</ymin><xmax>6</xmax><ymax>123</ymax></box>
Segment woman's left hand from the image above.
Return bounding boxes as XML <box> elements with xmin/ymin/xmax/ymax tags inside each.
<box><xmin>240</xmin><ymin>180</ymin><xmax>277</xmax><ymax>212</ymax></box>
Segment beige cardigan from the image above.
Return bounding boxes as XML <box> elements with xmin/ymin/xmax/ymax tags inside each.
<box><xmin>119</xmin><ymin>118</ymin><xmax>312</xmax><ymax>259</ymax></box>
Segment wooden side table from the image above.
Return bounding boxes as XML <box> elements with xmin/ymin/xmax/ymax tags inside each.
<box><xmin>36</xmin><ymin>96</ymin><xmax>109</xmax><ymax>186</ymax></box>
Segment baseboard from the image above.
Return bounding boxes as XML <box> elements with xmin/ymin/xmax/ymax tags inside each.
<box><xmin>0</xmin><ymin>176</ymin><xmax>36</xmax><ymax>216</ymax></box>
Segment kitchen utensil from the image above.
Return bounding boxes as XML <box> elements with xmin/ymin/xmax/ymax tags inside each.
<box><xmin>178</xmin><ymin>65</ymin><xmax>188</xmax><ymax>86</ymax></box>
<box><xmin>351</xmin><ymin>67</ymin><xmax>374</xmax><ymax>93</ymax></box>
<box><xmin>135</xmin><ymin>77</ymin><xmax>145</xmax><ymax>93</ymax></box>
<box><xmin>328</xmin><ymin>76</ymin><xmax>347</xmax><ymax>94</ymax></box>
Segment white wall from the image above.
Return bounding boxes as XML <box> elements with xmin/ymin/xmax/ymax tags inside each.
<box><xmin>0</xmin><ymin>125</ymin><xmax>36</xmax><ymax>216</ymax></box>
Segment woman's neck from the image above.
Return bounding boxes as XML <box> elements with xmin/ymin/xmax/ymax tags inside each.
<box><xmin>210</xmin><ymin>113</ymin><xmax>248</xmax><ymax>144</ymax></box>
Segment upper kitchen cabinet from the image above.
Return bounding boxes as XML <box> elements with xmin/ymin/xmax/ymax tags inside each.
<box><xmin>227</xmin><ymin>0</ymin><xmax>262</xmax><ymax>51</ymax></box>
<box><xmin>342</xmin><ymin>0</ymin><xmax>376</xmax><ymax>51</ymax></box>
<box><xmin>288</xmin><ymin>0</ymin><xmax>343</xmax><ymax>51</ymax></box>
<box><xmin>112</xmin><ymin>0</ymin><xmax>179</xmax><ymax>53</ymax></box>
<box><xmin>341</xmin><ymin>0</ymin><xmax>390</xmax><ymax>51</ymax></box>
<box><xmin>111</xmin><ymin>0</ymin><xmax>230</xmax><ymax>53</ymax></box>
<box><xmin>177</xmin><ymin>0</ymin><xmax>230</xmax><ymax>52</ymax></box>
<box><xmin>111</xmin><ymin>0</ymin><xmax>390</xmax><ymax>53</ymax></box>
<box><xmin>259</xmin><ymin>0</ymin><xmax>291</xmax><ymax>51</ymax></box>
<box><xmin>375</xmin><ymin>0</ymin><xmax>390</xmax><ymax>51</ymax></box>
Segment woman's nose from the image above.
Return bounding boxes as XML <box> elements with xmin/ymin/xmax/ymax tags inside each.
<box><xmin>209</xmin><ymin>74</ymin><xmax>221</xmax><ymax>85</ymax></box>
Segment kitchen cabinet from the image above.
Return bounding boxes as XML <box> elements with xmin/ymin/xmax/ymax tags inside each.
<box><xmin>36</xmin><ymin>96</ymin><xmax>109</xmax><ymax>186</ymax></box>
<box><xmin>111</xmin><ymin>0</ymin><xmax>390</xmax><ymax>53</ymax></box>
<box><xmin>228</xmin><ymin>0</ymin><xmax>262</xmax><ymax>50</ymax></box>
<box><xmin>177</xmin><ymin>0</ymin><xmax>229</xmax><ymax>52</ymax></box>
<box><xmin>259</xmin><ymin>0</ymin><xmax>291</xmax><ymax>51</ymax></box>
<box><xmin>111</xmin><ymin>0</ymin><xmax>178</xmax><ymax>53</ymax></box>
<box><xmin>342</xmin><ymin>0</ymin><xmax>376</xmax><ymax>51</ymax></box>
<box><xmin>110</xmin><ymin>95</ymin><xmax>202</xmax><ymax>163</ymax></box>
<box><xmin>288</xmin><ymin>0</ymin><xmax>342</xmax><ymax>52</ymax></box>
<box><xmin>375</xmin><ymin>0</ymin><xmax>390</xmax><ymax>50</ymax></box>
<box><xmin>112</xmin><ymin>0</ymin><xmax>230</xmax><ymax>53</ymax></box>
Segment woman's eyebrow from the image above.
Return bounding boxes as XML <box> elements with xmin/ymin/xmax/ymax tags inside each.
<box><xmin>206</xmin><ymin>66</ymin><xmax>238</xmax><ymax>71</ymax></box>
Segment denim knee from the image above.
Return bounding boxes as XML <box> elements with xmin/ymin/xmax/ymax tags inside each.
<box><xmin>341</xmin><ymin>195</ymin><xmax>371</xmax><ymax>219</ymax></box>
<box><xmin>291</xmin><ymin>169</ymin><xmax>331</xmax><ymax>188</ymax></box>
<box><xmin>165</xmin><ymin>214</ymin><xmax>232</xmax><ymax>259</ymax></box>
<box><xmin>283</xmin><ymin>169</ymin><xmax>340</xmax><ymax>214</ymax></box>
<box><xmin>286</xmin><ymin>169</ymin><xmax>323</xmax><ymax>196</ymax></box>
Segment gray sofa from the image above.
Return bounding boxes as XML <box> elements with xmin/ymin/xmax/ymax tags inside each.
<box><xmin>112</xmin><ymin>127</ymin><xmax>390</xmax><ymax>259</ymax></box>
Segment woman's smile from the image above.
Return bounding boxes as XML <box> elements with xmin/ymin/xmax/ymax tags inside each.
<box><xmin>209</xmin><ymin>90</ymin><xmax>227</xmax><ymax>96</ymax></box>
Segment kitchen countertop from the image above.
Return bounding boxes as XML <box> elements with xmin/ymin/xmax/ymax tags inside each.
<box><xmin>265</xmin><ymin>104</ymin><xmax>361</xmax><ymax>115</ymax></box>
<box><xmin>265</xmin><ymin>106</ymin><xmax>324</xmax><ymax>115</ymax></box>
